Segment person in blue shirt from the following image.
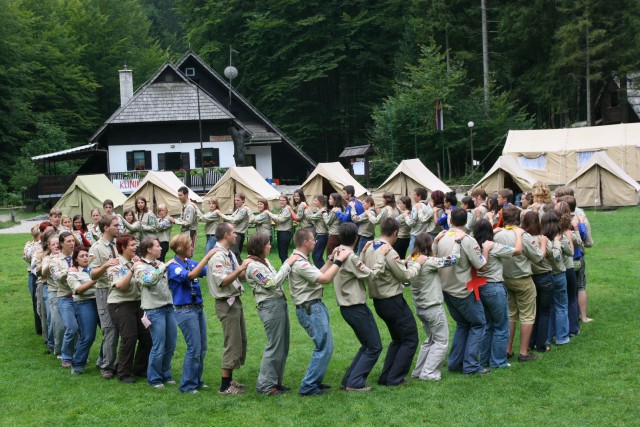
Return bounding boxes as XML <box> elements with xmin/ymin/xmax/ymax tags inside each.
<box><xmin>167</xmin><ymin>234</ymin><xmax>218</xmax><ymax>394</ymax></box>
<box><xmin>437</xmin><ymin>191</ymin><xmax>459</xmax><ymax>231</ymax></box>
<box><xmin>335</xmin><ymin>185</ymin><xmax>364</xmax><ymax>224</ymax></box>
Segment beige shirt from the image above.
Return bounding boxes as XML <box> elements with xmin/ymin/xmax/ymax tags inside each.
<box><xmin>333</xmin><ymin>245</ymin><xmax>386</xmax><ymax>307</ymax></box>
<box><xmin>493</xmin><ymin>228</ymin><xmax>543</xmax><ymax>279</ymax></box>
<box><xmin>134</xmin><ymin>259</ymin><xmax>173</xmax><ymax>310</ymax></box>
<box><xmin>68</xmin><ymin>269</ymin><xmax>96</xmax><ymax>301</ymax></box>
<box><xmin>50</xmin><ymin>253</ymin><xmax>73</xmax><ymax>297</ymax></box>
<box><xmin>201</xmin><ymin>211</ymin><xmax>222</xmax><ymax>235</ymax></box>
<box><xmin>175</xmin><ymin>202</ymin><xmax>199</xmax><ymax>232</ymax></box>
<box><xmin>310</xmin><ymin>210</ymin><xmax>328</xmax><ymax>234</ymax></box>
<box><xmin>324</xmin><ymin>211</ymin><xmax>340</xmax><ymax>235</ymax></box>
<box><xmin>206</xmin><ymin>244</ymin><xmax>243</xmax><ymax>299</ymax></box>
<box><xmin>395</xmin><ymin>213</ymin><xmax>411</xmax><ymax>238</ymax></box>
<box><xmin>477</xmin><ymin>243</ymin><xmax>514</xmax><ymax>283</ymax></box>
<box><xmin>406</xmin><ymin>202</ymin><xmax>435</xmax><ymax>235</ymax></box>
<box><xmin>409</xmin><ymin>245</ymin><xmax>460</xmax><ymax>309</ymax></box>
<box><xmin>155</xmin><ymin>217</ymin><xmax>173</xmax><ymax>242</ymax></box>
<box><xmin>89</xmin><ymin>237</ymin><xmax>118</xmax><ymax>289</ymax></box>
<box><xmin>269</xmin><ymin>207</ymin><xmax>293</xmax><ymax>231</ymax></box>
<box><xmin>362</xmin><ymin>239</ymin><xmax>420</xmax><ymax>299</ymax></box>
<box><xmin>107</xmin><ymin>255</ymin><xmax>141</xmax><ymax>303</ymax></box>
<box><xmin>86</xmin><ymin>223</ymin><xmax>102</xmax><ymax>244</ymax></box>
<box><xmin>352</xmin><ymin>208</ymin><xmax>376</xmax><ymax>238</ymax></box>
<box><xmin>222</xmin><ymin>205</ymin><xmax>250</xmax><ymax>234</ymax></box>
<box><xmin>369</xmin><ymin>206</ymin><xmax>400</xmax><ymax>225</ymax></box>
<box><xmin>245</xmin><ymin>258</ymin><xmax>290</xmax><ymax>304</ymax></box>
<box><xmin>435</xmin><ymin>230</ymin><xmax>487</xmax><ymax>298</ymax></box>
<box><xmin>252</xmin><ymin>212</ymin><xmax>272</xmax><ymax>236</ymax></box>
<box><xmin>297</xmin><ymin>204</ymin><xmax>314</xmax><ymax>229</ymax></box>
<box><xmin>288</xmin><ymin>250</ymin><xmax>322</xmax><ymax>305</ymax></box>
<box><xmin>135</xmin><ymin>211</ymin><xmax>158</xmax><ymax>240</ymax></box>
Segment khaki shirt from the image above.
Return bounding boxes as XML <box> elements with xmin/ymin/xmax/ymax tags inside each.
<box><xmin>202</xmin><ymin>211</ymin><xmax>222</xmax><ymax>235</ymax></box>
<box><xmin>477</xmin><ymin>243</ymin><xmax>514</xmax><ymax>283</ymax></box>
<box><xmin>333</xmin><ymin>245</ymin><xmax>386</xmax><ymax>307</ymax></box>
<box><xmin>68</xmin><ymin>269</ymin><xmax>96</xmax><ymax>301</ymax></box>
<box><xmin>134</xmin><ymin>259</ymin><xmax>173</xmax><ymax>310</ymax></box>
<box><xmin>435</xmin><ymin>230</ymin><xmax>487</xmax><ymax>298</ymax></box>
<box><xmin>175</xmin><ymin>202</ymin><xmax>199</xmax><ymax>232</ymax></box>
<box><xmin>245</xmin><ymin>258</ymin><xmax>290</xmax><ymax>304</ymax></box>
<box><xmin>494</xmin><ymin>228</ymin><xmax>543</xmax><ymax>279</ymax></box>
<box><xmin>41</xmin><ymin>253</ymin><xmax>54</xmax><ymax>288</ymax></box>
<box><xmin>297</xmin><ymin>204</ymin><xmax>313</xmax><ymax>229</ymax></box>
<box><xmin>563</xmin><ymin>233</ymin><xmax>576</xmax><ymax>269</ymax></box>
<box><xmin>324</xmin><ymin>211</ymin><xmax>340</xmax><ymax>235</ymax></box>
<box><xmin>223</xmin><ymin>205</ymin><xmax>250</xmax><ymax>234</ymax></box>
<box><xmin>352</xmin><ymin>208</ymin><xmax>376</xmax><ymax>238</ymax></box>
<box><xmin>409</xmin><ymin>244</ymin><xmax>460</xmax><ymax>309</ymax></box>
<box><xmin>89</xmin><ymin>237</ymin><xmax>117</xmax><ymax>289</ymax></box>
<box><xmin>206</xmin><ymin>244</ymin><xmax>243</xmax><ymax>299</ymax></box>
<box><xmin>395</xmin><ymin>213</ymin><xmax>411</xmax><ymax>238</ymax></box>
<box><xmin>288</xmin><ymin>250</ymin><xmax>322</xmax><ymax>305</ymax></box>
<box><xmin>269</xmin><ymin>207</ymin><xmax>293</xmax><ymax>231</ymax></box>
<box><xmin>155</xmin><ymin>217</ymin><xmax>173</xmax><ymax>242</ymax></box>
<box><xmin>107</xmin><ymin>255</ymin><xmax>141</xmax><ymax>303</ymax></box>
<box><xmin>369</xmin><ymin>206</ymin><xmax>400</xmax><ymax>225</ymax></box>
<box><xmin>252</xmin><ymin>212</ymin><xmax>272</xmax><ymax>235</ymax></box>
<box><xmin>310</xmin><ymin>210</ymin><xmax>328</xmax><ymax>234</ymax></box>
<box><xmin>86</xmin><ymin>223</ymin><xmax>102</xmax><ymax>244</ymax></box>
<box><xmin>362</xmin><ymin>239</ymin><xmax>420</xmax><ymax>299</ymax></box>
<box><xmin>135</xmin><ymin>211</ymin><xmax>158</xmax><ymax>241</ymax></box>
<box><xmin>50</xmin><ymin>253</ymin><xmax>73</xmax><ymax>297</ymax></box>
<box><xmin>406</xmin><ymin>202</ymin><xmax>434</xmax><ymax>235</ymax></box>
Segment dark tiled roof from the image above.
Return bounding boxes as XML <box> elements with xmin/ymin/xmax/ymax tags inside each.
<box><xmin>339</xmin><ymin>144</ymin><xmax>374</xmax><ymax>157</ymax></box>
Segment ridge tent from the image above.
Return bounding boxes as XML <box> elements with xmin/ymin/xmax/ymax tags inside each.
<box><xmin>54</xmin><ymin>174</ymin><xmax>126</xmax><ymax>219</ymax></box>
<box><xmin>502</xmin><ymin>123</ymin><xmax>640</xmax><ymax>185</ymax></box>
<box><xmin>469</xmin><ymin>156</ymin><xmax>538</xmax><ymax>195</ymax></box>
<box><xmin>203</xmin><ymin>166</ymin><xmax>280</xmax><ymax>212</ymax></box>
<box><xmin>372</xmin><ymin>159</ymin><xmax>451</xmax><ymax>206</ymax></box>
<box><xmin>300</xmin><ymin>162</ymin><xmax>369</xmax><ymax>200</ymax></box>
<box><xmin>123</xmin><ymin>171</ymin><xmax>202</xmax><ymax>216</ymax></box>
<box><xmin>565</xmin><ymin>151</ymin><xmax>640</xmax><ymax>208</ymax></box>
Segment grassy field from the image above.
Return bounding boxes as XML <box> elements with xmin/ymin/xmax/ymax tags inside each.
<box><xmin>1</xmin><ymin>207</ymin><xmax>639</xmax><ymax>426</ymax></box>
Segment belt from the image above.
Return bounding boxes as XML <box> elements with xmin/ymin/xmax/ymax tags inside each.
<box><xmin>216</xmin><ymin>296</ymin><xmax>240</xmax><ymax>302</ymax></box>
<box><xmin>175</xmin><ymin>303</ymin><xmax>203</xmax><ymax>309</ymax></box>
<box><xmin>296</xmin><ymin>299</ymin><xmax>322</xmax><ymax>314</ymax></box>
<box><xmin>206</xmin><ymin>234</ymin><xmax>215</xmax><ymax>237</ymax></box>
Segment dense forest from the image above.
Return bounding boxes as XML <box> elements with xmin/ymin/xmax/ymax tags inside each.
<box><xmin>1</xmin><ymin>0</ymin><xmax>639</xmax><ymax>203</ymax></box>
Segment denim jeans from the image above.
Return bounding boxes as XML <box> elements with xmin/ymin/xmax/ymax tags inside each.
<box><xmin>43</xmin><ymin>285</ymin><xmax>54</xmax><ymax>351</ymax></box>
<box><xmin>566</xmin><ymin>268</ymin><xmax>580</xmax><ymax>335</ymax></box>
<box><xmin>549</xmin><ymin>272</ymin><xmax>570</xmax><ymax>345</ymax></box>
<box><xmin>443</xmin><ymin>292</ymin><xmax>486</xmax><ymax>374</ymax></box>
<box><xmin>408</xmin><ymin>235</ymin><xmax>416</xmax><ymax>255</ymax></box>
<box><xmin>312</xmin><ymin>234</ymin><xmax>328</xmax><ymax>268</ymax></box>
<box><xmin>205</xmin><ymin>235</ymin><xmax>218</xmax><ymax>256</ymax></box>
<box><xmin>58</xmin><ymin>296</ymin><xmax>79</xmax><ymax>363</ymax></box>
<box><xmin>277</xmin><ymin>230</ymin><xmax>292</xmax><ymax>264</ymax></box>
<box><xmin>356</xmin><ymin>236</ymin><xmax>373</xmax><ymax>256</ymax></box>
<box><xmin>28</xmin><ymin>273</ymin><xmax>42</xmax><ymax>334</ymax></box>
<box><xmin>146</xmin><ymin>305</ymin><xmax>177</xmax><ymax>385</ymax></box>
<box><xmin>479</xmin><ymin>283</ymin><xmax>510</xmax><ymax>368</ymax></box>
<box><xmin>296</xmin><ymin>301</ymin><xmax>333</xmax><ymax>394</ymax></box>
<box><xmin>412</xmin><ymin>304</ymin><xmax>449</xmax><ymax>380</ymax></box>
<box><xmin>73</xmin><ymin>299</ymin><xmax>99</xmax><ymax>372</ymax></box>
<box><xmin>175</xmin><ymin>306</ymin><xmax>207</xmax><ymax>392</ymax></box>
<box><xmin>531</xmin><ymin>272</ymin><xmax>554</xmax><ymax>351</ymax></box>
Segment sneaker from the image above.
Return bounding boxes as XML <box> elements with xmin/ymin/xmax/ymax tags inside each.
<box><xmin>345</xmin><ymin>386</ymin><xmax>373</xmax><ymax>393</ymax></box>
<box><xmin>219</xmin><ymin>385</ymin><xmax>245</xmax><ymax>395</ymax></box>
<box><xmin>187</xmin><ymin>389</ymin><xmax>199</xmax><ymax>394</ymax></box>
<box><xmin>56</xmin><ymin>355</ymin><xmax>63</xmax><ymax>360</ymax></box>
<box><xmin>275</xmin><ymin>384</ymin><xmax>291</xmax><ymax>392</ymax></box>
<box><xmin>165</xmin><ymin>380</ymin><xmax>177</xmax><ymax>385</ymax></box>
<box><xmin>120</xmin><ymin>376</ymin><xmax>137</xmax><ymax>384</ymax></box>
<box><xmin>299</xmin><ymin>389</ymin><xmax>324</xmax><ymax>397</ymax></box>
<box><xmin>61</xmin><ymin>361</ymin><xmax>71</xmax><ymax>368</ymax></box>
<box><xmin>230</xmin><ymin>380</ymin><xmax>246</xmax><ymax>389</ymax></box>
<box><xmin>517</xmin><ymin>353</ymin><xmax>538</xmax><ymax>362</ymax></box>
<box><xmin>101</xmin><ymin>371</ymin><xmax>114</xmax><ymax>380</ymax></box>
<box><xmin>260</xmin><ymin>387</ymin><xmax>283</xmax><ymax>396</ymax></box>
<box><xmin>198</xmin><ymin>384</ymin><xmax>209</xmax><ymax>389</ymax></box>
<box><xmin>151</xmin><ymin>383</ymin><xmax>165</xmax><ymax>389</ymax></box>
<box><xmin>318</xmin><ymin>383</ymin><xmax>332</xmax><ymax>390</ymax></box>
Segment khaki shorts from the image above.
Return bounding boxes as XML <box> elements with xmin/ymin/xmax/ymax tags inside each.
<box><xmin>215</xmin><ymin>298</ymin><xmax>247</xmax><ymax>370</ymax></box>
<box><xmin>504</xmin><ymin>276</ymin><xmax>537</xmax><ymax>324</ymax></box>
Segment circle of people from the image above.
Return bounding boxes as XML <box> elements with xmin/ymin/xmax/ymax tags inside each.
<box><xmin>22</xmin><ymin>182</ymin><xmax>593</xmax><ymax>396</ymax></box>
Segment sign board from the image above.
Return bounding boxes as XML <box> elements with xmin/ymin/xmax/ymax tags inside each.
<box><xmin>113</xmin><ymin>179</ymin><xmax>141</xmax><ymax>194</ymax></box>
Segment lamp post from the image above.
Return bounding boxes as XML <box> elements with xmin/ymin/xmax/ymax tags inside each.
<box><xmin>224</xmin><ymin>46</ymin><xmax>239</xmax><ymax>110</ymax></box>
<box><xmin>467</xmin><ymin>121</ymin><xmax>475</xmax><ymax>172</ymax></box>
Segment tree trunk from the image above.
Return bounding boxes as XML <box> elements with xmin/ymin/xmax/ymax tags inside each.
<box><xmin>446</xmin><ymin>146</ymin><xmax>452</xmax><ymax>181</ymax></box>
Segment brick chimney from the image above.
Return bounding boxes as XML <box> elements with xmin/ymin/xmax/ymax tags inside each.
<box><xmin>119</xmin><ymin>67</ymin><xmax>133</xmax><ymax>106</ymax></box>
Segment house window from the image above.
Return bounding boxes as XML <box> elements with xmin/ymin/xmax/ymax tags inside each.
<box><xmin>518</xmin><ymin>155</ymin><xmax>546</xmax><ymax>170</ymax></box>
<box><xmin>577</xmin><ymin>151</ymin><xmax>596</xmax><ymax>168</ymax></box>
<box><xmin>126</xmin><ymin>150</ymin><xmax>151</xmax><ymax>171</ymax></box>
<box><xmin>185</xmin><ymin>67</ymin><xmax>195</xmax><ymax>77</ymax></box>
<box><xmin>195</xmin><ymin>148</ymin><xmax>220</xmax><ymax>168</ymax></box>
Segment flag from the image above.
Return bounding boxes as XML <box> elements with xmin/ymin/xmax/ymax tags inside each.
<box><xmin>436</xmin><ymin>99</ymin><xmax>444</xmax><ymax>131</ymax></box>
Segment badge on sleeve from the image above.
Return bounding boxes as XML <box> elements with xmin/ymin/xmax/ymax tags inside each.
<box><xmin>174</xmin><ymin>267</ymin><xmax>182</xmax><ymax>275</ymax></box>
<box><xmin>255</xmin><ymin>271</ymin><xmax>269</xmax><ymax>284</ymax></box>
<box><xmin>356</xmin><ymin>260</ymin><xmax>366</xmax><ymax>271</ymax></box>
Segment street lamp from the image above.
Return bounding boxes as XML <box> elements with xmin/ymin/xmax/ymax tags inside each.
<box><xmin>467</xmin><ymin>121</ymin><xmax>475</xmax><ymax>171</ymax></box>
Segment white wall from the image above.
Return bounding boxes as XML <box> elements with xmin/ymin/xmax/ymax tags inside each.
<box><xmin>245</xmin><ymin>145</ymin><xmax>273</xmax><ymax>178</ymax></box>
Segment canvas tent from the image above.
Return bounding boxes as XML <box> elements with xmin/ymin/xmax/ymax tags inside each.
<box><xmin>502</xmin><ymin>123</ymin><xmax>640</xmax><ymax>185</ymax></box>
<box><xmin>203</xmin><ymin>166</ymin><xmax>280</xmax><ymax>212</ymax></box>
<box><xmin>300</xmin><ymin>162</ymin><xmax>369</xmax><ymax>199</ymax></box>
<box><xmin>123</xmin><ymin>171</ymin><xmax>202</xmax><ymax>216</ymax></box>
<box><xmin>372</xmin><ymin>159</ymin><xmax>451</xmax><ymax>206</ymax></box>
<box><xmin>565</xmin><ymin>151</ymin><xmax>640</xmax><ymax>208</ymax></box>
<box><xmin>470</xmin><ymin>156</ymin><xmax>538</xmax><ymax>195</ymax></box>
<box><xmin>54</xmin><ymin>174</ymin><xmax>126</xmax><ymax>219</ymax></box>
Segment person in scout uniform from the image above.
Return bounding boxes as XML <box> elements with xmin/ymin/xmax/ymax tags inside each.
<box><xmin>244</xmin><ymin>232</ymin><xmax>300</xmax><ymax>395</ymax></box>
<box><xmin>201</xmin><ymin>198</ymin><xmax>223</xmax><ymax>255</ymax></box>
<box><xmin>23</xmin><ymin>226</ymin><xmax>42</xmax><ymax>335</ymax></box>
<box><xmin>309</xmin><ymin>195</ymin><xmax>329</xmax><ymax>268</ymax></box>
<box><xmin>251</xmin><ymin>199</ymin><xmax>273</xmax><ymax>243</ymax></box>
<box><xmin>434</xmin><ymin>208</ymin><xmax>488</xmax><ymax>374</ymax></box>
<box><xmin>167</xmin><ymin>186</ymin><xmax>199</xmax><ymax>249</ymax></box>
<box><xmin>103</xmin><ymin>199</ymin><xmax>125</xmax><ymax>235</ymax></box>
<box><xmin>288</xmin><ymin>228</ymin><xmax>350</xmax><ymax>396</ymax></box>
<box><xmin>293</xmin><ymin>189</ymin><xmax>314</xmax><ymax>234</ymax></box>
<box><xmin>221</xmin><ymin>193</ymin><xmax>251</xmax><ymax>262</ymax></box>
<box><xmin>268</xmin><ymin>194</ymin><xmax>295</xmax><ymax>264</ymax></box>
<box><xmin>89</xmin><ymin>215</ymin><xmax>123</xmax><ymax>379</ymax></box>
<box><xmin>405</xmin><ymin>187</ymin><xmax>435</xmax><ymax>254</ymax></box>
<box><xmin>494</xmin><ymin>205</ymin><xmax>544</xmax><ymax>362</ymax></box>
<box><xmin>86</xmin><ymin>208</ymin><xmax>103</xmax><ymax>244</ymax></box>
<box><xmin>350</xmin><ymin>196</ymin><xmax>377</xmax><ymax>255</ymax></box>
<box><xmin>333</xmin><ymin>223</ymin><xmax>389</xmax><ymax>392</ymax></box>
<box><xmin>155</xmin><ymin>204</ymin><xmax>173</xmax><ymax>262</ymax></box>
<box><xmin>206</xmin><ymin>222</ymin><xmax>252</xmax><ymax>395</ymax></box>
<box><xmin>132</xmin><ymin>196</ymin><xmax>158</xmax><ymax>242</ymax></box>
<box><xmin>361</xmin><ymin>217</ymin><xmax>426</xmax><ymax>386</ymax></box>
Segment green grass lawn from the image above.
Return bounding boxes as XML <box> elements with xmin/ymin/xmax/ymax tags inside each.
<box><xmin>1</xmin><ymin>208</ymin><xmax>639</xmax><ymax>426</ymax></box>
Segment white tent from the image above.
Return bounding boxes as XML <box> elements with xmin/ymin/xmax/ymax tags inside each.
<box><xmin>565</xmin><ymin>151</ymin><xmax>640</xmax><ymax>207</ymax></box>
<box><xmin>300</xmin><ymin>162</ymin><xmax>369</xmax><ymax>199</ymax></box>
<box><xmin>470</xmin><ymin>156</ymin><xmax>539</xmax><ymax>195</ymax></box>
<box><xmin>123</xmin><ymin>171</ymin><xmax>202</xmax><ymax>216</ymax></box>
<box><xmin>203</xmin><ymin>166</ymin><xmax>280</xmax><ymax>212</ymax></box>
<box><xmin>373</xmin><ymin>159</ymin><xmax>451</xmax><ymax>206</ymax></box>
<box><xmin>502</xmin><ymin>123</ymin><xmax>640</xmax><ymax>185</ymax></box>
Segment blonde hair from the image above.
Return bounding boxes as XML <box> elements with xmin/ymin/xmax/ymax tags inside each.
<box><xmin>532</xmin><ymin>182</ymin><xmax>552</xmax><ymax>204</ymax></box>
<box><xmin>169</xmin><ymin>234</ymin><xmax>192</xmax><ymax>256</ymax></box>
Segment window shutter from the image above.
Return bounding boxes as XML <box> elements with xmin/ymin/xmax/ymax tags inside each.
<box><xmin>195</xmin><ymin>149</ymin><xmax>202</xmax><ymax>168</ymax></box>
<box><xmin>126</xmin><ymin>151</ymin><xmax>134</xmax><ymax>170</ymax></box>
<box><xmin>144</xmin><ymin>151</ymin><xmax>152</xmax><ymax>170</ymax></box>
<box><xmin>181</xmin><ymin>152</ymin><xmax>190</xmax><ymax>170</ymax></box>
<box><xmin>157</xmin><ymin>153</ymin><xmax>165</xmax><ymax>170</ymax></box>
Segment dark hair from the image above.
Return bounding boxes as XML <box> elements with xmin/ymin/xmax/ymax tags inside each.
<box><xmin>380</xmin><ymin>217</ymin><xmax>400</xmax><ymax>237</ymax></box>
<box><xmin>554</xmin><ymin>185</ymin><xmax>574</xmax><ymax>197</ymax></box>
<box><xmin>339</xmin><ymin>222</ymin><xmax>359</xmax><ymax>246</ymax></box>
<box><xmin>560</xmin><ymin>195</ymin><xmax>576</xmax><ymax>212</ymax></box>
<box><xmin>444</xmin><ymin>191</ymin><xmax>458</xmax><ymax>206</ymax></box>
<box><xmin>414</xmin><ymin>187</ymin><xmax>428</xmax><ymax>201</ymax></box>
<box><xmin>540</xmin><ymin>211</ymin><xmax>560</xmax><ymax>241</ymax></box>
<box><xmin>103</xmin><ymin>199</ymin><xmax>114</xmax><ymax>208</ymax></box>
<box><xmin>59</xmin><ymin>231</ymin><xmax>73</xmax><ymax>245</ymax></box>
<box><xmin>140</xmin><ymin>237</ymin><xmax>159</xmax><ymax>258</ymax></box>
<box><xmin>461</xmin><ymin>196</ymin><xmax>475</xmax><ymax>209</ymax></box>
<box><xmin>411</xmin><ymin>232</ymin><xmax>434</xmax><ymax>257</ymax></box>
<box><xmin>470</xmin><ymin>188</ymin><xmax>487</xmax><ymax>200</ymax></box>
<box><xmin>521</xmin><ymin>211</ymin><xmax>541</xmax><ymax>236</ymax></box>
<box><xmin>135</xmin><ymin>196</ymin><xmax>148</xmax><ymax>214</ymax></box>
<box><xmin>294</xmin><ymin>228</ymin><xmax>314</xmax><ymax>247</ymax></box>
<box><xmin>498</xmin><ymin>188</ymin><xmax>514</xmax><ymax>204</ymax></box>
<box><xmin>522</xmin><ymin>192</ymin><xmax>534</xmax><ymax>206</ymax></box>
<box><xmin>314</xmin><ymin>194</ymin><xmax>327</xmax><ymax>208</ymax></box>
<box><xmin>430</xmin><ymin>190</ymin><xmax>445</xmax><ymax>208</ymax></box>
<box><xmin>279</xmin><ymin>194</ymin><xmax>290</xmax><ymax>205</ymax></box>
<box><xmin>235</xmin><ymin>192</ymin><xmax>246</xmax><ymax>201</ymax></box>
<box><xmin>41</xmin><ymin>230</ymin><xmax>58</xmax><ymax>251</ymax></box>
<box><xmin>256</xmin><ymin>199</ymin><xmax>269</xmax><ymax>210</ymax></box>
<box><xmin>99</xmin><ymin>214</ymin><xmax>117</xmax><ymax>234</ymax></box>
<box><xmin>115</xmin><ymin>234</ymin><xmax>135</xmax><ymax>255</ymax></box>
<box><xmin>381</xmin><ymin>191</ymin><xmax>396</xmax><ymax>209</ymax></box>
<box><xmin>451</xmin><ymin>208</ymin><xmax>468</xmax><ymax>226</ymax></box>
<box><xmin>343</xmin><ymin>185</ymin><xmax>355</xmax><ymax>198</ymax></box>
<box><xmin>502</xmin><ymin>205</ymin><xmax>521</xmax><ymax>226</ymax></box>
<box><xmin>72</xmin><ymin>214</ymin><xmax>87</xmax><ymax>232</ymax></box>
<box><xmin>293</xmin><ymin>189</ymin><xmax>306</xmax><ymax>206</ymax></box>
<box><xmin>329</xmin><ymin>193</ymin><xmax>344</xmax><ymax>211</ymax></box>
<box><xmin>178</xmin><ymin>186</ymin><xmax>189</xmax><ymax>196</ymax></box>
<box><xmin>473</xmin><ymin>219</ymin><xmax>494</xmax><ymax>247</ymax></box>
<box><xmin>399</xmin><ymin>195</ymin><xmax>412</xmax><ymax>211</ymax></box>
<box><xmin>123</xmin><ymin>208</ymin><xmax>135</xmax><ymax>222</ymax></box>
<box><xmin>556</xmin><ymin>202</ymin><xmax>572</xmax><ymax>231</ymax></box>
<box><xmin>215</xmin><ymin>222</ymin><xmax>234</xmax><ymax>241</ymax></box>
<box><xmin>486</xmin><ymin>195</ymin><xmax>499</xmax><ymax>213</ymax></box>
<box><xmin>72</xmin><ymin>245</ymin><xmax>90</xmax><ymax>268</ymax></box>
<box><xmin>247</xmin><ymin>232</ymin><xmax>271</xmax><ymax>258</ymax></box>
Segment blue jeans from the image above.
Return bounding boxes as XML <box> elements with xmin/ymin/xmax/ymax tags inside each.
<box><xmin>408</xmin><ymin>235</ymin><xmax>416</xmax><ymax>255</ymax></box>
<box><xmin>443</xmin><ymin>292</ymin><xmax>486</xmax><ymax>374</ymax></box>
<box><xmin>356</xmin><ymin>236</ymin><xmax>373</xmax><ymax>255</ymax></box>
<box><xmin>73</xmin><ymin>299</ymin><xmax>99</xmax><ymax>372</ymax></box>
<box><xmin>57</xmin><ymin>296</ymin><xmax>79</xmax><ymax>363</ymax></box>
<box><xmin>479</xmin><ymin>283</ymin><xmax>510</xmax><ymax>368</ymax></box>
<box><xmin>29</xmin><ymin>273</ymin><xmax>41</xmax><ymax>334</ymax></box>
<box><xmin>549</xmin><ymin>272</ymin><xmax>570</xmax><ymax>345</ymax></box>
<box><xmin>146</xmin><ymin>306</ymin><xmax>178</xmax><ymax>385</ymax></box>
<box><xmin>566</xmin><ymin>268</ymin><xmax>580</xmax><ymax>335</ymax></box>
<box><xmin>531</xmin><ymin>272</ymin><xmax>554</xmax><ymax>351</ymax></box>
<box><xmin>205</xmin><ymin>235</ymin><xmax>218</xmax><ymax>255</ymax></box>
<box><xmin>312</xmin><ymin>234</ymin><xmax>328</xmax><ymax>268</ymax></box>
<box><xmin>296</xmin><ymin>301</ymin><xmax>333</xmax><ymax>394</ymax></box>
<box><xmin>43</xmin><ymin>285</ymin><xmax>54</xmax><ymax>351</ymax></box>
<box><xmin>175</xmin><ymin>306</ymin><xmax>207</xmax><ymax>392</ymax></box>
